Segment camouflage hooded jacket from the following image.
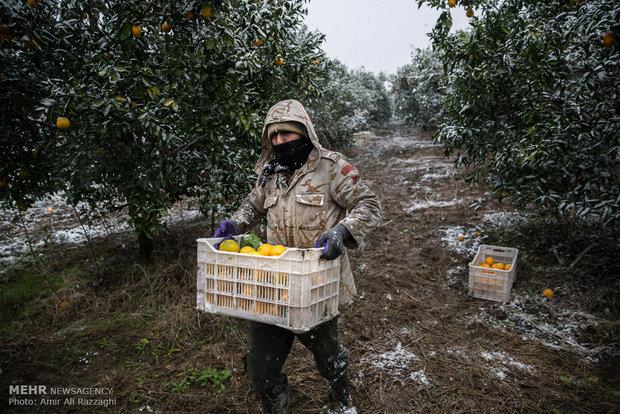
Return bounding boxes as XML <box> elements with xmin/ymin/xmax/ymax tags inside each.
<box><xmin>230</xmin><ymin>99</ymin><xmax>382</xmax><ymax>305</ymax></box>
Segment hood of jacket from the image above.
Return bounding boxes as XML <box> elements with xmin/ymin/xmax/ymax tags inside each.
<box><xmin>254</xmin><ymin>99</ymin><xmax>323</xmax><ymax>174</ymax></box>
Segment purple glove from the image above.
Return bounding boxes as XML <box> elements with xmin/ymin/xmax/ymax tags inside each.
<box><xmin>213</xmin><ymin>220</ymin><xmax>239</xmax><ymax>249</ymax></box>
<box><xmin>213</xmin><ymin>220</ymin><xmax>239</xmax><ymax>238</ymax></box>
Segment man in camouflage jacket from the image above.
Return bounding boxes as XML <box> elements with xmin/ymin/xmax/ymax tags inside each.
<box><xmin>214</xmin><ymin>99</ymin><xmax>382</xmax><ymax>413</ymax></box>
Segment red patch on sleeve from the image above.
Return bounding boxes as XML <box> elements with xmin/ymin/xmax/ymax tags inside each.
<box><xmin>341</xmin><ymin>164</ymin><xmax>354</xmax><ymax>176</ymax></box>
<box><xmin>351</xmin><ymin>175</ymin><xmax>359</xmax><ymax>184</ymax></box>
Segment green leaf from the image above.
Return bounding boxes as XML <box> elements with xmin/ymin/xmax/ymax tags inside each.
<box><xmin>241</xmin><ymin>233</ymin><xmax>261</xmax><ymax>250</ymax></box>
<box><xmin>119</xmin><ymin>24</ymin><xmax>131</xmax><ymax>41</ymax></box>
<box><xmin>147</xmin><ymin>86</ymin><xmax>161</xmax><ymax>98</ymax></box>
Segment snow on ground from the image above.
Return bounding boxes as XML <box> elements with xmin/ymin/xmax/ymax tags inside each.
<box><xmin>446</xmin><ymin>346</ymin><xmax>469</xmax><ymax>359</ymax></box>
<box><xmin>367</xmin><ymin>342</ymin><xmax>418</xmax><ymax>373</ymax></box>
<box><xmin>408</xmin><ymin>184</ymin><xmax>434</xmax><ymax>194</ymax></box>
<box><xmin>407</xmin><ymin>199</ymin><xmax>461</xmax><ymax>213</ymax></box>
<box><xmin>441</xmin><ymin>226</ymin><xmax>481</xmax><ymax>257</ymax></box>
<box><xmin>446</xmin><ymin>265</ymin><xmax>466</xmax><ymax>287</ymax></box>
<box><xmin>360</xmin><ymin>342</ymin><xmax>436</xmax><ymax>388</ymax></box>
<box><xmin>447</xmin><ymin>346</ymin><xmax>535</xmax><ymax>381</ymax></box>
<box><xmin>421</xmin><ymin>171</ymin><xmax>454</xmax><ymax>181</ymax></box>
<box><xmin>361</xmin><ymin>341</ymin><xmax>435</xmax><ymax>386</ymax></box>
<box><xmin>374</xmin><ymin>135</ymin><xmax>442</xmax><ymax>153</ymax></box>
<box><xmin>480</xmin><ymin>350</ymin><xmax>533</xmax><ymax>381</ymax></box>
<box><xmin>409</xmin><ymin>369</ymin><xmax>431</xmax><ymax>388</ymax></box>
<box><xmin>469</xmin><ymin>293</ymin><xmax>609</xmax><ymax>362</ymax></box>
<box><xmin>0</xmin><ymin>192</ymin><xmax>203</xmax><ymax>267</ymax></box>
<box><xmin>480</xmin><ymin>350</ymin><xmax>534</xmax><ymax>372</ymax></box>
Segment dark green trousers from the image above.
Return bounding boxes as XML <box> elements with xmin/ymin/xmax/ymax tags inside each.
<box><xmin>245</xmin><ymin>316</ymin><xmax>348</xmax><ymax>394</ymax></box>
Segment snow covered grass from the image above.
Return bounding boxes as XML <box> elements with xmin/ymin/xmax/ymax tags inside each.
<box><xmin>361</xmin><ymin>341</ymin><xmax>435</xmax><ymax>387</ymax></box>
<box><xmin>479</xmin><ymin>350</ymin><xmax>534</xmax><ymax>381</ymax></box>
<box><xmin>446</xmin><ymin>346</ymin><xmax>534</xmax><ymax>381</ymax></box>
<box><xmin>480</xmin><ymin>350</ymin><xmax>534</xmax><ymax>372</ymax></box>
<box><xmin>482</xmin><ymin>211</ymin><xmax>530</xmax><ymax>227</ymax></box>
<box><xmin>409</xmin><ymin>369</ymin><xmax>431</xmax><ymax>388</ymax></box>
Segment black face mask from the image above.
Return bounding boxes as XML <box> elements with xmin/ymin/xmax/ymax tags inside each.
<box><xmin>272</xmin><ymin>138</ymin><xmax>313</xmax><ymax>165</ymax></box>
<box><xmin>258</xmin><ymin>137</ymin><xmax>314</xmax><ymax>188</ymax></box>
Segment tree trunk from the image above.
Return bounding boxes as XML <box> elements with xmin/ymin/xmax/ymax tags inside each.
<box><xmin>138</xmin><ymin>231</ymin><xmax>153</xmax><ymax>259</ymax></box>
<box><xmin>210</xmin><ymin>208</ymin><xmax>215</xmax><ymax>236</ymax></box>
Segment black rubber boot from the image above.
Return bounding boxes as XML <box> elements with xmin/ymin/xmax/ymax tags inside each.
<box><xmin>328</xmin><ymin>370</ymin><xmax>355</xmax><ymax>413</ymax></box>
<box><xmin>259</xmin><ymin>380</ymin><xmax>292</xmax><ymax>414</ymax></box>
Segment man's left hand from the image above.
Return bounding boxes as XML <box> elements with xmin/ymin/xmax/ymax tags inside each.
<box><xmin>313</xmin><ymin>224</ymin><xmax>352</xmax><ymax>260</ymax></box>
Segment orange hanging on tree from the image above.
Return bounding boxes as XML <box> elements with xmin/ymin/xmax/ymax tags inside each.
<box><xmin>131</xmin><ymin>25</ymin><xmax>142</xmax><ymax>38</ymax></box>
<box><xmin>56</xmin><ymin>116</ymin><xmax>71</xmax><ymax>130</ymax></box>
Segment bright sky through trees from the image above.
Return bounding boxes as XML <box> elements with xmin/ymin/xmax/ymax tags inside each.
<box><xmin>304</xmin><ymin>0</ymin><xmax>470</xmax><ymax>74</ymax></box>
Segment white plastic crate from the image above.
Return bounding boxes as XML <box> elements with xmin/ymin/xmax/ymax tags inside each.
<box><xmin>468</xmin><ymin>244</ymin><xmax>519</xmax><ymax>303</ymax></box>
<box><xmin>196</xmin><ymin>236</ymin><xmax>341</xmax><ymax>333</ymax></box>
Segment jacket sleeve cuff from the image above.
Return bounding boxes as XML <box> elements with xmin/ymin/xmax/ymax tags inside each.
<box><xmin>338</xmin><ymin>222</ymin><xmax>359</xmax><ymax>249</ymax></box>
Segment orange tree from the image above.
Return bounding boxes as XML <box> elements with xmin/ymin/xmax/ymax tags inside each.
<box><xmin>392</xmin><ymin>47</ymin><xmax>445</xmax><ymax>130</ymax></box>
<box><xmin>0</xmin><ymin>0</ymin><xmax>326</xmax><ymax>257</ymax></box>
<box><xmin>305</xmin><ymin>60</ymin><xmax>392</xmax><ymax>150</ymax></box>
<box><xmin>417</xmin><ymin>0</ymin><xmax>620</xmax><ymax>223</ymax></box>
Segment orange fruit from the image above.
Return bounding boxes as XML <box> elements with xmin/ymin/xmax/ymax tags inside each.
<box><xmin>161</xmin><ymin>21</ymin><xmax>172</xmax><ymax>33</ymax></box>
<box><xmin>251</xmin><ymin>39</ymin><xmax>264</xmax><ymax>48</ymax></box>
<box><xmin>257</xmin><ymin>243</ymin><xmax>274</xmax><ymax>256</ymax></box>
<box><xmin>484</xmin><ymin>257</ymin><xmax>494</xmax><ymax>266</ymax></box>
<box><xmin>56</xmin><ymin>116</ymin><xmax>71</xmax><ymax>129</ymax></box>
<box><xmin>457</xmin><ymin>234</ymin><xmax>465</xmax><ymax>242</ymax></box>
<box><xmin>448</xmin><ymin>0</ymin><xmax>457</xmax><ymax>7</ymax></box>
<box><xmin>274</xmin><ymin>57</ymin><xmax>285</xmax><ymax>65</ymax></box>
<box><xmin>543</xmin><ymin>288</ymin><xmax>554</xmax><ymax>299</ymax></box>
<box><xmin>466</xmin><ymin>7</ymin><xmax>474</xmax><ymax>18</ymax></box>
<box><xmin>602</xmin><ymin>31</ymin><xmax>615</xmax><ymax>48</ymax></box>
<box><xmin>201</xmin><ymin>5</ymin><xmax>214</xmax><ymax>18</ymax></box>
<box><xmin>492</xmin><ymin>263</ymin><xmax>505</xmax><ymax>270</ymax></box>
<box><xmin>312</xmin><ymin>58</ymin><xmax>321</xmax><ymax>65</ymax></box>
<box><xmin>27</xmin><ymin>0</ymin><xmax>39</xmax><ymax>7</ymax></box>
<box><xmin>480</xmin><ymin>263</ymin><xmax>491</xmax><ymax>268</ymax></box>
<box><xmin>239</xmin><ymin>246</ymin><xmax>257</xmax><ymax>255</ymax></box>
<box><xmin>131</xmin><ymin>25</ymin><xmax>142</xmax><ymax>38</ymax></box>
<box><xmin>504</xmin><ymin>264</ymin><xmax>512</xmax><ymax>271</ymax></box>
<box><xmin>219</xmin><ymin>239</ymin><xmax>240</xmax><ymax>253</ymax></box>
<box><xmin>271</xmin><ymin>245</ymin><xmax>286</xmax><ymax>256</ymax></box>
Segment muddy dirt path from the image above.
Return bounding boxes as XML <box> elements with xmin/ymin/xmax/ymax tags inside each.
<box><xmin>285</xmin><ymin>125</ymin><xmax>616</xmax><ymax>413</ymax></box>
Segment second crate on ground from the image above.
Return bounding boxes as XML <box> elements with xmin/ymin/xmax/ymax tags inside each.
<box><xmin>468</xmin><ymin>244</ymin><xmax>519</xmax><ymax>303</ymax></box>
